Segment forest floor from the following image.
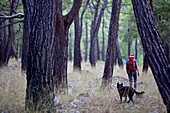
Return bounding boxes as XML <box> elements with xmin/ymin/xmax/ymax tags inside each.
<box><xmin>0</xmin><ymin>59</ymin><xmax>166</xmax><ymax>113</ymax></box>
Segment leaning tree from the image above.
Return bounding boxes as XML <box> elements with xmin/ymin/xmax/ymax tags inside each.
<box><xmin>131</xmin><ymin>0</ymin><xmax>170</xmax><ymax>112</ymax></box>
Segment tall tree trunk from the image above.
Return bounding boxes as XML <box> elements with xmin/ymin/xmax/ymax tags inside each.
<box><xmin>4</xmin><ymin>0</ymin><xmax>18</xmax><ymax>64</ymax></box>
<box><xmin>150</xmin><ymin>0</ymin><xmax>153</xmax><ymax>11</ymax></box>
<box><xmin>95</xmin><ymin>0</ymin><xmax>108</xmax><ymax>61</ymax></box>
<box><xmin>16</xmin><ymin>39</ymin><xmax>19</xmax><ymax>57</ymax></box>
<box><xmin>101</xmin><ymin>0</ymin><xmax>122</xmax><ymax>89</ymax></box>
<box><xmin>84</xmin><ymin>22</ymin><xmax>88</xmax><ymax>62</ymax></box>
<box><xmin>116</xmin><ymin>39</ymin><xmax>123</xmax><ymax>67</ymax></box>
<box><xmin>69</xmin><ymin>29</ymin><xmax>73</xmax><ymax>61</ymax></box>
<box><xmin>74</xmin><ymin>14</ymin><xmax>81</xmax><ymax>71</ymax></box>
<box><xmin>19</xmin><ymin>44</ymin><xmax>22</xmax><ymax>58</ymax></box>
<box><xmin>73</xmin><ymin>0</ymin><xmax>89</xmax><ymax>70</ymax></box>
<box><xmin>132</xmin><ymin>0</ymin><xmax>170</xmax><ymax>112</ymax></box>
<box><xmin>102</xmin><ymin>16</ymin><xmax>105</xmax><ymax>61</ymax></box>
<box><xmin>90</xmin><ymin>0</ymin><xmax>108</xmax><ymax>65</ymax></box>
<box><xmin>114</xmin><ymin>50</ymin><xmax>117</xmax><ymax>65</ymax></box>
<box><xmin>96</xmin><ymin>36</ymin><xmax>100</xmax><ymax>60</ymax></box>
<box><xmin>3</xmin><ymin>20</ymin><xmax>7</xmax><ymax>48</ymax></box>
<box><xmin>21</xmin><ymin>3</ymin><xmax>29</xmax><ymax>71</ymax></box>
<box><xmin>128</xmin><ymin>40</ymin><xmax>131</xmax><ymax>56</ymax></box>
<box><xmin>25</xmin><ymin>0</ymin><xmax>55</xmax><ymax>111</ymax></box>
<box><xmin>142</xmin><ymin>51</ymin><xmax>149</xmax><ymax>72</ymax></box>
<box><xmin>4</xmin><ymin>17</ymin><xmax>17</xmax><ymax>64</ymax></box>
<box><xmin>135</xmin><ymin>38</ymin><xmax>138</xmax><ymax>60</ymax></box>
<box><xmin>89</xmin><ymin>0</ymin><xmax>101</xmax><ymax>67</ymax></box>
<box><xmin>0</xmin><ymin>18</ymin><xmax>5</xmax><ymax>66</ymax></box>
<box><xmin>54</xmin><ymin>0</ymin><xmax>82</xmax><ymax>92</ymax></box>
<box><xmin>164</xmin><ymin>44</ymin><xmax>170</xmax><ymax>64</ymax></box>
<box><xmin>79</xmin><ymin>0</ymin><xmax>90</xmax><ymax>39</ymax></box>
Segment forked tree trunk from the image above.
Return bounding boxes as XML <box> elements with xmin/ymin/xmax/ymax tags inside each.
<box><xmin>25</xmin><ymin>0</ymin><xmax>55</xmax><ymax>111</ymax></box>
<box><xmin>54</xmin><ymin>0</ymin><xmax>82</xmax><ymax>92</ymax></box>
<box><xmin>90</xmin><ymin>0</ymin><xmax>108</xmax><ymax>65</ymax></box>
<box><xmin>95</xmin><ymin>0</ymin><xmax>108</xmax><ymax>61</ymax></box>
<box><xmin>89</xmin><ymin>0</ymin><xmax>101</xmax><ymax>66</ymax></box>
<box><xmin>101</xmin><ymin>0</ymin><xmax>122</xmax><ymax>89</ymax></box>
<box><xmin>132</xmin><ymin>0</ymin><xmax>170</xmax><ymax>112</ymax></box>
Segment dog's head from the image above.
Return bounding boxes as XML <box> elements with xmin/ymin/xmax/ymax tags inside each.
<box><xmin>117</xmin><ymin>82</ymin><xmax>123</xmax><ymax>89</ymax></box>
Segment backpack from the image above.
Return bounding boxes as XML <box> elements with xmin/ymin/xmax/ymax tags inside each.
<box><xmin>126</xmin><ymin>56</ymin><xmax>137</xmax><ymax>72</ymax></box>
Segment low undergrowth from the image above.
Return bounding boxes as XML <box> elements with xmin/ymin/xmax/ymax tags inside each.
<box><xmin>0</xmin><ymin>59</ymin><xmax>166</xmax><ymax>113</ymax></box>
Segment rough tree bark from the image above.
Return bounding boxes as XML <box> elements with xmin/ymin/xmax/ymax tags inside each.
<box><xmin>84</xmin><ymin>22</ymin><xmax>88</xmax><ymax>62</ymax></box>
<box><xmin>25</xmin><ymin>0</ymin><xmax>55</xmax><ymax>112</ymax></box>
<box><xmin>54</xmin><ymin>0</ymin><xmax>82</xmax><ymax>92</ymax></box>
<box><xmin>101</xmin><ymin>0</ymin><xmax>122</xmax><ymax>89</ymax></box>
<box><xmin>131</xmin><ymin>0</ymin><xmax>170</xmax><ymax>112</ymax></box>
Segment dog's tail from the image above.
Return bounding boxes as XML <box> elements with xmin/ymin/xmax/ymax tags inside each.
<box><xmin>135</xmin><ymin>90</ymin><xmax>145</xmax><ymax>96</ymax></box>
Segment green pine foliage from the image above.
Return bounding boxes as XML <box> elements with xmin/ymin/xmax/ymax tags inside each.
<box><xmin>0</xmin><ymin>0</ymin><xmax>168</xmax><ymax>63</ymax></box>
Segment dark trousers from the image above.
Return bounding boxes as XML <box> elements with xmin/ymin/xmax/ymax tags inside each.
<box><xmin>128</xmin><ymin>71</ymin><xmax>137</xmax><ymax>89</ymax></box>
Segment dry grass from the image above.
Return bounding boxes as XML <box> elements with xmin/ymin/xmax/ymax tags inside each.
<box><xmin>0</xmin><ymin>59</ymin><xmax>26</xmax><ymax>112</ymax></box>
<box><xmin>0</xmin><ymin>59</ymin><xmax>166</xmax><ymax>113</ymax></box>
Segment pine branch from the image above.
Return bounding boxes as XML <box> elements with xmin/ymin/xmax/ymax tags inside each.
<box><xmin>0</xmin><ymin>13</ymin><xmax>24</xmax><ymax>19</ymax></box>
